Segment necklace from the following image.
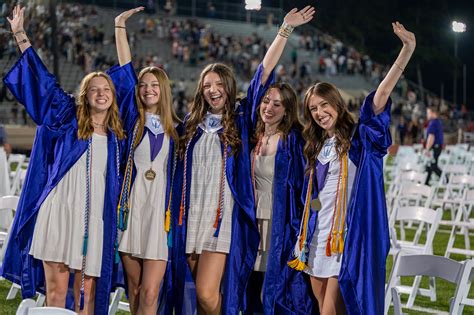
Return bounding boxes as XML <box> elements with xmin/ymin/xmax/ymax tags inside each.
<box><xmin>263</xmin><ymin>128</ymin><xmax>279</xmax><ymax>146</ymax></box>
<box><xmin>91</xmin><ymin>121</ymin><xmax>106</xmax><ymax>128</ymax></box>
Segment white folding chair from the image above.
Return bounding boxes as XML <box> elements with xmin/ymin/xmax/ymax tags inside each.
<box><xmin>0</xmin><ymin>196</ymin><xmax>45</xmax><ymax>305</ymax></box>
<box><xmin>390</xmin><ymin>183</ymin><xmax>434</xmax><ymax>240</ymax></box>
<box><xmin>7</xmin><ymin>154</ymin><xmax>26</xmax><ymax>195</ymax></box>
<box><xmin>108</xmin><ymin>287</ymin><xmax>130</xmax><ymax>314</ymax></box>
<box><xmin>431</xmin><ymin>173</ymin><xmax>474</xmax><ymax>221</ymax></box>
<box><xmin>17</xmin><ymin>298</ymin><xmax>78</xmax><ymax>315</ymax></box>
<box><xmin>445</xmin><ymin>189</ymin><xmax>474</xmax><ymax>259</ymax></box>
<box><xmin>389</xmin><ymin>206</ymin><xmax>442</xmax><ymax>308</ymax></box>
<box><xmin>385</xmin><ymin>253</ymin><xmax>474</xmax><ymax>315</ymax></box>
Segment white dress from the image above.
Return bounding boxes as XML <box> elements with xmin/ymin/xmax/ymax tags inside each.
<box><xmin>253</xmin><ymin>153</ymin><xmax>275</xmax><ymax>272</ymax></box>
<box><xmin>30</xmin><ymin>133</ymin><xmax>107</xmax><ymax>277</ymax></box>
<box><xmin>186</xmin><ymin>131</ymin><xmax>234</xmax><ymax>254</ymax></box>
<box><xmin>119</xmin><ymin>132</ymin><xmax>169</xmax><ymax>260</ymax></box>
<box><xmin>305</xmin><ymin>137</ymin><xmax>357</xmax><ymax>278</ymax></box>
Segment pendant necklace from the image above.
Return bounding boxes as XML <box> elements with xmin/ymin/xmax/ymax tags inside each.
<box><xmin>264</xmin><ymin>128</ymin><xmax>279</xmax><ymax>146</ymax></box>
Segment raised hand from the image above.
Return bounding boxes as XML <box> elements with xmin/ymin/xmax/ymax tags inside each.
<box><xmin>392</xmin><ymin>21</ymin><xmax>416</xmax><ymax>51</ymax></box>
<box><xmin>7</xmin><ymin>5</ymin><xmax>26</xmax><ymax>33</ymax></box>
<box><xmin>115</xmin><ymin>6</ymin><xmax>145</xmax><ymax>27</ymax></box>
<box><xmin>284</xmin><ymin>6</ymin><xmax>316</xmax><ymax>28</ymax></box>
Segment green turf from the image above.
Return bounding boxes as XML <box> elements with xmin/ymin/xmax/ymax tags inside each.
<box><xmin>0</xmin><ymin>219</ymin><xmax>472</xmax><ymax>313</ymax></box>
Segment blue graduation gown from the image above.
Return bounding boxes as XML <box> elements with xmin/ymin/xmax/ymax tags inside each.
<box><xmin>299</xmin><ymin>92</ymin><xmax>391</xmax><ymax>315</ymax></box>
<box><xmin>107</xmin><ymin>63</ymin><xmax>182</xmax><ymax>313</ymax></box>
<box><xmin>1</xmin><ymin>47</ymin><xmax>122</xmax><ymax>314</ymax></box>
<box><xmin>173</xmin><ymin>63</ymin><xmax>274</xmax><ymax>314</ymax></box>
<box><xmin>262</xmin><ymin>130</ymin><xmax>315</xmax><ymax>314</ymax></box>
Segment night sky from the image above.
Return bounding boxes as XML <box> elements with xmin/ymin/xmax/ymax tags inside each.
<box><xmin>265</xmin><ymin>0</ymin><xmax>474</xmax><ymax>108</ymax></box>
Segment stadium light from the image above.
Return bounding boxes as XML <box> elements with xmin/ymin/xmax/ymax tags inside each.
<box><xmin>245</xmin><ymin>0</ymin><xmax>261</xmax><ymax>10</ymax></box>
<box><xmin>451</xmin><ymin>21</ymin><xmax>467</xmax><ymax>105</ymax></box>
<box><xmin>452</xmin><ymin>21</ymin><xmax>466</xmax><ymax>33</ymax></box>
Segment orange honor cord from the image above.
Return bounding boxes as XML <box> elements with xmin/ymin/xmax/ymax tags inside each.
<box><xmin>288</xmin><ymin>169</ymin><xmax>313</xmax><ymax>271</ymax></box>
<box><xmin>326</xmin><ymin>153</ymin><xmax>349</xmax><ymax>257</ymax></box>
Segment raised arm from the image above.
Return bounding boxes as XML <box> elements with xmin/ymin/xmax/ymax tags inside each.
<box><xmin>373</xmin><ymin>22</ymin><xmax>416</xmax><ymax>114</ymax></box>
<box><xmin>5</xmin><ymin>5</ymin><xmax>74</xmax><ymax>126</ymax></box>
<box><xmin>7</xmin><ymin>5</ymin><xmax>31</xmax><ymax>53</ymax></box>
<box><xmin>114</xmin><ymin>7</ymin><xmax>144</xmax><ymax>66</ymax></box>
<box><xmin>260</xmin><ymin>6</ymin><xmax>315</xmax><ymax>85</ymax></box>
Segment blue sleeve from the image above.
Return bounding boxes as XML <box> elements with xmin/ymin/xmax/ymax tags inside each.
<box><xmin>356</xmin><ymin>91</ymin><xmax>392</xmax><ymax>156</ymax></box>
<box><xmin>3</xmin><ymin>47</ymin><xmax>75</xmax><ymax>127</ymax></box>
<box><xmin>426</xmin><ymin>120</ymin><xmax>438</xmax><ymax>136</ymax></box>
<box><xmin>107</xmin><ymin>62</ymin><xmax>139</xmax><ymax>133</ymax></box>
<box><xmin>245</xmin><ymin>63</ymin><xmax>276</xmax><ymax>125</ymax></box>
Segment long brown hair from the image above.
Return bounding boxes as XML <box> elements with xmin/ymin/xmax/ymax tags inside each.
<box><xmin>179</xmin><ymin>63</ymin><xmax>240</xmax><ymax>156</ymax></box>
<box><xmin>76</xmin><ymin>72</ymin><xmax>125</xmax><ymax>140</ymax></box>
<box><xmin>303</xmin><ymin>82</ymin><xmax>355</xmax><ymax>173</ymax></box>
<box><xmin>254</xmin><ymin>83</ymin><xmax>302</xmax><ymax>144</ymax></box>
<box><xmin>134</xmin><ymin>67</ymin><xmax>181</xmax><ymax>149</ymax></box>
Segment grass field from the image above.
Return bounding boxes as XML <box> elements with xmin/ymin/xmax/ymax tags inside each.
<box><xmin>0</xmin><ymin>219</ymin><xmax>473</xmax><ymax>314</ymax></box>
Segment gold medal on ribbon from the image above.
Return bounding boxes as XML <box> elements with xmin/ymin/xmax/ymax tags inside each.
<box><xmin>311</xmin><ymin>198</ymin><xmax>322</xmax><ymax>211</ymax></box>
<box><xmin>145</xmin><ymin>168</ymin><xmax>156</xmax><ymax>181</ymax></box>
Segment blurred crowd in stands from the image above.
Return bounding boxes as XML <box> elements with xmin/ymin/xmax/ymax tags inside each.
<box><xmin>0</xmin><ymin>1</ymin><xmax>472</xmax><ymax>144</ymax></box>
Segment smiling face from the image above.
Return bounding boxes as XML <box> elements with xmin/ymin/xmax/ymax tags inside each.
<box><xmin>138</xmin><ymin>72</ymin><xmax>161</xmax><ymax>113</ymax></box>
<box><xmin>308</xmin><ymin>94</ymin><xmax>339</xmax><ymax>137</ymax></box>
<box><xmin>86</xmin><ymin>76</ymin><xmax>113</xmax><ymax>114</ymax></box>
<box><xmin>259</xmin><ymin>88</ymin><xmax>286</xmax><ymax>128</ymax></box>
<box><xmin>202</xmin><ymin>71</ymin><xmax>228</xmax><ymax>114</ymax></box>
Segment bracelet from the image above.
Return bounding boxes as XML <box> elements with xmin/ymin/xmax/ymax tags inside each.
<box><xmin>16</xmin><ymin>38</ymin><xmax>29</xmax><ymax>45</ymax></box>
<box><xmin>394</xmin><ymin>62</ymin><xmax>404</xmax><ymax>72</ymax></box>
<box><xmin>278</xmin><ymin>21</ymin><xmax>294</xmax><ymax>38</ymax></box>
<box><xmin>13</xmin><ymin>30</ymin><xmax>25</xmax><ymax>36</ymax></box>
<box><xmin>115</xmin><ymin>25</ymin><xmax>126</xmax><ymax>29</ymax></box>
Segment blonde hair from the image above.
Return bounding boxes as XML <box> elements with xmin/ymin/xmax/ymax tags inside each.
<box><xmin>134</xmin><ymin>67</ymin><xmax>180</xmax><ymax>149</ymax></box>
<box><xmin>76</xmin><ymin>72</ymin><xmax>125</xmax><ymax>140</ymax></box>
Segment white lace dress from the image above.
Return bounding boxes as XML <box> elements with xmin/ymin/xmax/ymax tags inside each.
<box><xmin>186</xmin><ymin>131</ymin><xmax>234</xmax><ymax>254</ymax></box>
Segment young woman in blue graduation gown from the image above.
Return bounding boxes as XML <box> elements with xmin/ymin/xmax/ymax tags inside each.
<box><xmin>246</xmin><ymin>82</ymin><xmax>315</xmax><ymax>314</ymax></box>
<box><xmin>288</xmin><ymin>22</ymin><xmax>416</xmax><ymax>314</ymax></box>
<box><xmin>107</xmin><ymin>7</ymin><xmax>181</xmax><ymax>314</ymax></box>
<box><xmin>173</xmin><ymin>6</ymin><xmax>315</xmax><ymax>314</ymax></box>
<box><xmin>1</xmin><ymin>5</ymin><xmax>125</xmax><ymax>314</ymax></box>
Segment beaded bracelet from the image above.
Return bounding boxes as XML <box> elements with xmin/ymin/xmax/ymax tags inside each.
<box><xmin>278</xmin><ymin>21</ymin><xmax>294</xmax><ymax>38</ymax></box>
<box><xmin>12</xmin><ymin>30</ymin><xmax>25</xmax><ymax>36</ymax></box>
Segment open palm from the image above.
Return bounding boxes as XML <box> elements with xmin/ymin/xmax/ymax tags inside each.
<box><xmin>115</xmin><ymin>6</ymin><xmax>145</xmax><ymax>26</ymax></box>
<box><xmin>7</xmin><ymin>5</ymin><xmax>25</xmax><ymax>33</ymax></box>
<box><xmin>393</xmin><ymin>21</ymin><xmax>416</xmax><ymax>50</ymax></box>
<box><xmin>284</xmin><ymin>6</ymin><xmax>316</xmax><ymax>28</ymax></box>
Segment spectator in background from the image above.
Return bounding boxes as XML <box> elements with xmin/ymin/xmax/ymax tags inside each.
<box><xmin>424</xmin><ymin>106</ymin><xmax>444</xmax><ymax>185</ymax></box>
<box><xmin>397</xmin><ymin>116</ymin><xmax>407</xmax><ymax>145</ymax></box>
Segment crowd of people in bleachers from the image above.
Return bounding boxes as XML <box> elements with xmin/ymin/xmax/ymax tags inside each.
<box><xmin>0</xmin><ymin>1</ymin><xmax>472</xmax><ymax>143</ymax></box>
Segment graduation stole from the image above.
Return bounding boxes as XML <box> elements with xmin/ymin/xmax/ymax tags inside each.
<box><xmin>288</xmin><ymin>152</ymin><xmax>349</xmax><ymax>271</ymax></box>
<box><xmin>179</xmin><ymin>131</ymin><xmax>228</xmax><ymax>237</ymax></box>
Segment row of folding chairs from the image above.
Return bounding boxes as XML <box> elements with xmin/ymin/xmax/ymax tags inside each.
<box><xmin>385</xmin><ymin>252</ymin><xmax>474</xmax><ymax>315</ymax></box>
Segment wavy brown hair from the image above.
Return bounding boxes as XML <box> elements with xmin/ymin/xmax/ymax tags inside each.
<box><xmin>76</xmin><ymin>72</ymin><xmax>125</xmax><ymax>140</ymax></box>
<box><xmin>133</xmin><ymin>67</ymin><xmax>181</xmax><ymax>149</ymax></box>
<box><xmin>303</xmin><ymin>82</ymin><xmax>355</xmax><ymax>173</ymax></box>
<box><xmin>179</xmin><ymin>63</ymin><xmax>240</xmax><ymax>157</ymax></box>
<box><xmin>254</xmin><ymin>83</ymin><xmax>302</xmax><ymax>144</ymax></box>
